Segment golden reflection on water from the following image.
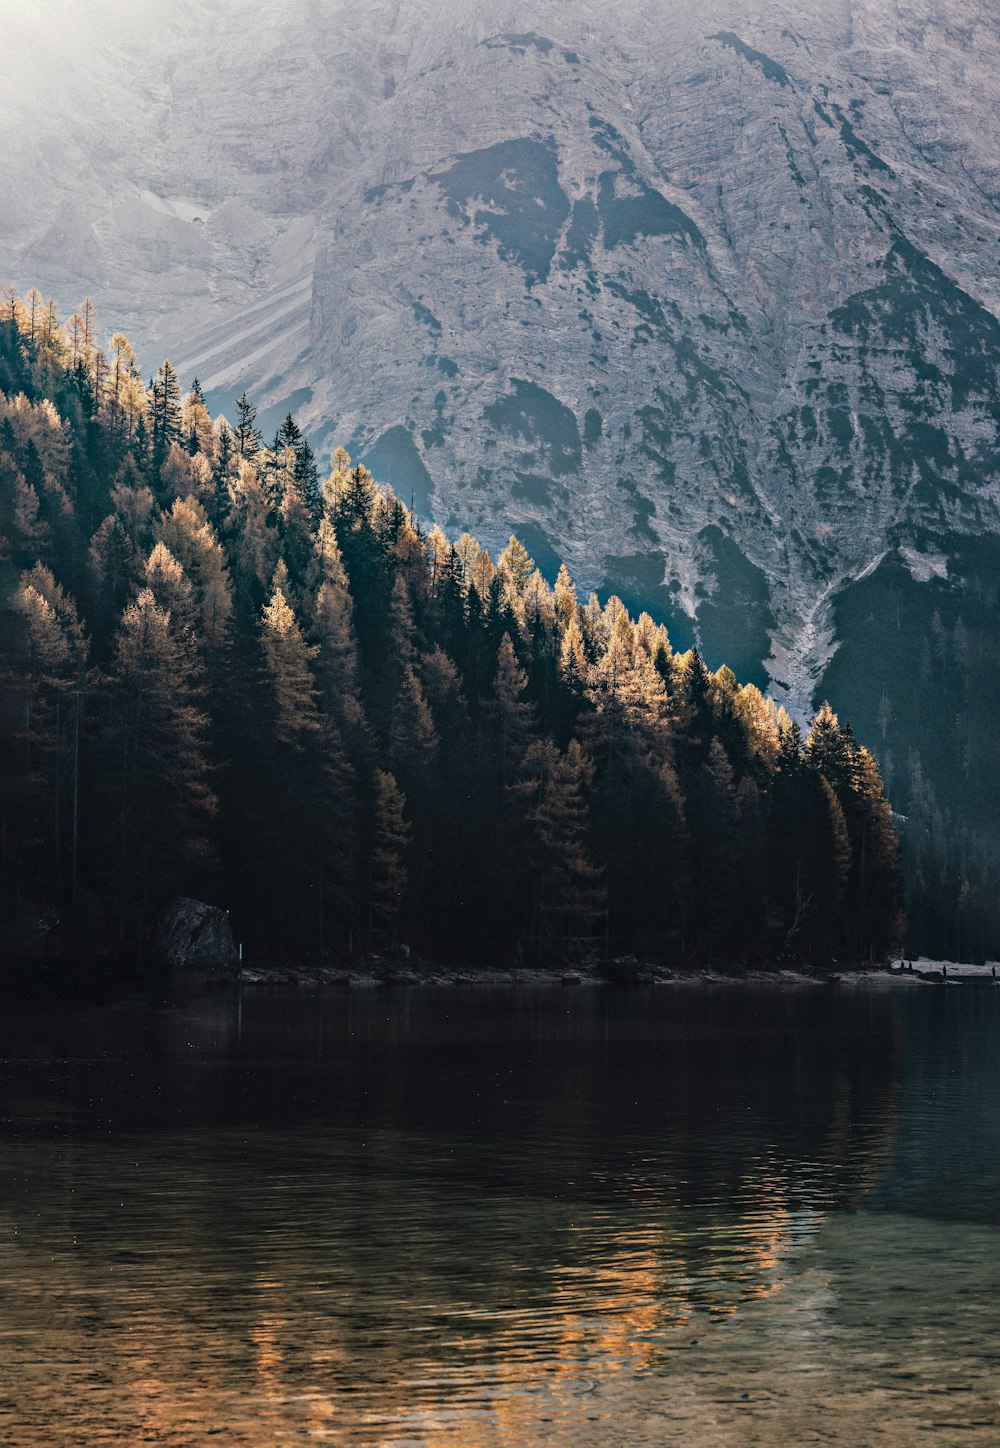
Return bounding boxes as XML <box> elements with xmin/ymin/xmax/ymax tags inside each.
<box><xmin>0</xmin><ymin>1143</ymin><xmax>827</xmax><ymax>1445</ymax></box>
<box><xmin>0</xmin><ymin>985</ymin><xmax>998</xmax><ymax>1444</ymax></box>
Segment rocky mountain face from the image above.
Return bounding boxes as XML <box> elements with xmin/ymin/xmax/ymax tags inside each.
<box><xmin>5</xmin><ymin>0</ymin><xmax>1000</xmax><ymax>831</ymax></box>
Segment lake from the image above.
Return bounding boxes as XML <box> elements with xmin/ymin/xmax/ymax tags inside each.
<box><xmin>0</xmin><ymin>981</ymin><xmax>998</xmax><ymax>1445</ymax></box>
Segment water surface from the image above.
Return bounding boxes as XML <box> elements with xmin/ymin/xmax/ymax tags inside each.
<box><xmin>0</xmin><ymin>982</ymin><xmax>998</xmax><ymax>1444</ymax></box>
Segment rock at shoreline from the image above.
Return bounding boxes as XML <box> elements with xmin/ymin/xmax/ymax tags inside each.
<box><xmin>155</xmin><ymin>898</ymin><xmax>237</xmax><ymax>972</ymax></box>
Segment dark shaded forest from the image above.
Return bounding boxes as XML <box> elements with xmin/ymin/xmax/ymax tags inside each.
<box><xmin>823</xmin><ymin>544</ymin><xmax>1000</xmax><ymax>966</ymax></box>
<box><xmin>0</xmin><ymin>289</ymin><xmax>904</xmax><ymax>971</ymax></box>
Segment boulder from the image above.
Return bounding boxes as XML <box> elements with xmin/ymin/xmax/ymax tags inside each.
<box><xmin>604</xmin><ymin>953</ymin><xmax>643</xmax><ymax>983</ymax></box>
<box><xmin>155</xmin><ymin>898</ymin><xmax>237</xmax><ymax>972</ymax></box>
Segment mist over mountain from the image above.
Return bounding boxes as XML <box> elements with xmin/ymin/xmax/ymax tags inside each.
<box><xmin>5</xmin><ymin>0</ymin><xmax>1000</xmax><ymax>874</ymax></box>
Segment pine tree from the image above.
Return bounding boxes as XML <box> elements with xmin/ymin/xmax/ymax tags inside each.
<box><xmin>87</xmin><ymin>515</ymin><xmax>139</xmax><ymax>651</ymax></box>
<box><xmin>5</xmin><ymin>569</ymin><xmax>88</xmax><ymax>902</ymax></box>
<box><xmin>770</xmin><ymin>719</ymin><xmax>853</xmax><ymax>960</ymax></box>
<box><xmin>36</xmin><ymin>299</ymin><xmax>65</xmax><ymax>384</ymax></box>
<box><xmin>10</xmin><ymin>473</ymin><xmax>50</xmax><ymax>565</ymax></box>
<box><xmin>846</xmin><ymin>744</ymin><xmax>904</xmax><ymax>960</ymax></box>
<box><xmin>295</xmin><ymin>439</ymin><xmax>321</xmax><ymax>524</ymax></box>
<box><xmin>387</xmin><ymin>572</ymin><xmax>418</xmax><ymax>671</ymax></box>
<box><xmin>24</xmin><ymin>288</ymin><xmax>43</xmax><ymax>346</ymax></box>
<box><xmin>151</xmin><ymin>360</ymin><xmax>182</xmax><ymax>470</ymax></box>
<box><xmin>255</xmin><ymin>581</ymin><xmax>352</xmax><ymax>955</ymax></box>
<box><xmin>422</xmin><ymin>645</ymin><xmax>468</xmax><ymax>746</ymax></box>
<box><xmin>211</xmin><ymin>425</ymin><xmax>234</xmax><ymax>528</ymax></box>
<box><xmin>313</xmin><ymin>578</ymin><xmax>367</xmax><ymax>742</ymax></box>
<box><xmin>389</xmin><ymin>664</ymin><xmax>439</xmax><ymax>777</ymax></box>
<box><xmin>156</xmin><ymin>497</ymin><xmax>233</xmax><ymax>652</ymax></box>
<box><xmin>804</xmin><ymin>701</ymin><xmax>852</xmax><ymax>794</ymax></box>
<box><xmin>497</xmin><ymin>534</ymin><xmax>535</xmax><ymax>601</ymax></box>
<box><xmin>229</xmin><ymin>458</ymin><xmax>279</xmax><ymax>604</ymax></box>
<box><xmin>233</xmin><ymin>391</ymin><xmax>261</xmax><ymax>459</ymax></box>
<box><xmin>673</xmin><ymin>647</ymin><xmax>714</xmax><ymax>775</ymax></box>
<box><xmin>108</xmin><ymin>334</ymin><xmax>137</xmax><ymax>421</ymax></box>
<box><xmin>144</xmin><ymin>542</ymin><xmax>198</xmax><ymax>644</ymax></box>
<box><xmin>106</xmin><ymin>588</ymin><xmax>216</xmax><ymax>943</ymax></box>
<box><xmin>260</xmin><ymin>585</ymin><xmax>320</xmax><ymax>749</ymax></box>
<box><xmin>515</xmin><ymin>737</ymin><xmax>603</xmax><ymax>955</ymax></box>
<box><xmin>466</xmin><ymin>541</ymin><xmax>496</xmax><ymax>604</ymax></box>
<box><xmin>273</xmin><ymin>412</ymin><xmax>302</xmax><ymax>455</ymax></box>
<box><xmin>559</xmin><ymin>613</ymin><xmax>587</xmax><ymax>683</ymax></box>
<box><xmin>278</xmin><ymin>454</ymin><xmax>316</xmax><ymax>587</ymax></box>
<box><xmin>183</xmin><ymin>378</ymin><xmax>215</xmax><ymax>457</ymax></box>
<box><xmin>332</xmin><ymin>465</ymin><xmax>389</xmax><ymax>663</ymax></box>
<box><xmin>553</xmin><ymin>562</ymin><xmax>578</xmax><ymax>632</ymax></box>
<box><xmin>490</xmin><ymin>633</ymin><xmax>535</xmax><ymax>786</ymax></box>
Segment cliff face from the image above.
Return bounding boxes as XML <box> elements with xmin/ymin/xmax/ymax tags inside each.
<box><xmin>5</xmin><ymin>0</ymin><xmax>1000</xmax><ymax>727</ymax></box>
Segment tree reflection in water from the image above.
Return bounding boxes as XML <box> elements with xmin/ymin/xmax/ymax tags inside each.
<box><xmin>1</xmin><ymin>984</ymin><xmax>997</xmax><ymax>1444</ymax></box>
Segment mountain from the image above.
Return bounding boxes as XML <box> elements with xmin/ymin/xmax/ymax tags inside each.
<box><xmin>4</xmin><ymin>0</ymin><xmax>1000</xmax><ymax>855</ymax></box>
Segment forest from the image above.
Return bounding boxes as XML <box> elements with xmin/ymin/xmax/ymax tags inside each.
<box><xmin>0</xmin><ymin>287</ymin><xmax>905</xmax><ymax>971</ymax></box>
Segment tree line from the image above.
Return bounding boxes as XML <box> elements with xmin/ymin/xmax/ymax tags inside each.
<box><xmin>0</xmin><ymin>288</ymin><xmax>904</xmax><ymax>969</ymax></box>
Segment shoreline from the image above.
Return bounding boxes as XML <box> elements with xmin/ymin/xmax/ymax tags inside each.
<box><xmin>4</xmin><ymin>954</ymin><xmax>994</xmax><ymax>1001</ymax></box>
<box><xmin>233</xmin><ymin>958</ymin><xmax>995</xmax><ymax>990</ymax></box>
